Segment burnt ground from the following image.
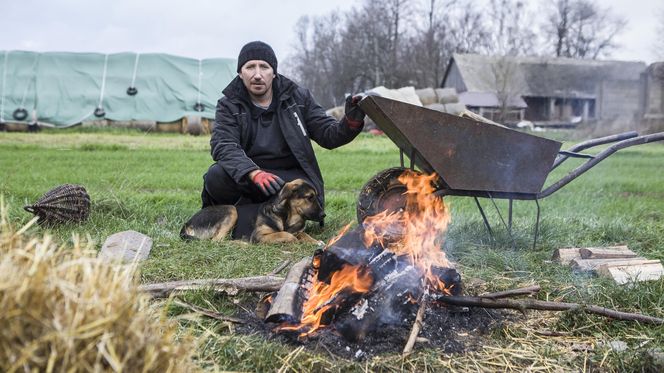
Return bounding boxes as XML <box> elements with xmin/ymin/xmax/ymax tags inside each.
<box><xmin>235</xmin><ymin>297</ymin><xmax>510</xmax><ymax>360</ymax></box>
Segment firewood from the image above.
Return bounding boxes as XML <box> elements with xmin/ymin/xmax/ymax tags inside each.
<box><xmin>431</xmin><ymin>295</ymin><xmax>664</xmax><ymax>324</ymax></box>
<box><xmin>578</xmin><ymin>245</ymin><xmax>636</xmax><ymax>259</ymax></box>
<box><xmin>139</xmin><ymin>276</ymin><xmax>285</xmax><ymax>298</ymax></box>
<box><xmin>480</xmin><ymin>285</ymin><xmax>541</xmax><ymax>299</ymax></box>
<box><xmin>403</xmin><ymin>297</ymin><xmax>428</xmax><ymax>355</ymax></box>
<box><xmin>597</xmin><ymin>261</ymin><xmax>664</xmax><ymax>285</ymax></box>
<box><xmin>571</xmin><ymin>258</ymin><xmax>657</xmax><ymax>272</ymax></box>
<box><xmin>172</xmin><ymin>299</ymin><xmax>246</xmax><ymax>324</ymax></box>
<box><xmin>265</xmin><ymin>257</ymin><xmax>311</xmax><ymax>323</ymax></box>
<box><xmin>552</xmin><ymin>248</ymin><xmax>582</xmax><ymax>265</ymax></box>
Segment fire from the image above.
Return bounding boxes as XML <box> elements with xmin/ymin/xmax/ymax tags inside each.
<box><xmin>362</xmin><ymin>170</ymin><xmax>452</xmax><ymax>291</ymax></box>
<box><xmin>276</xmin><ymin>170</ymin><xmax>453</xmax><ymax>336</ymax></box>
<box><xmin>280</xmin><ymin>264</ymin><xmax>373</xmax><ymax>337</ymax></box>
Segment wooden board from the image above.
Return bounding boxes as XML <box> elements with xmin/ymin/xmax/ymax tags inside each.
<box><xmin>552</xmin><ymin>248</ymin><xmax>582</xmax><ymax>265</ymax></box>
<box><xmin>579</xmin><ymin>245</ymin><xmax>636</xmax><ymax>259</ymax></box>
<box><xmin>597</xmin><ymin>261</ymin><xmax>664</xmax><ymax>285</ymax></box>
<box><xmin>571</xmin><ymin>258</ymin><xmax>656</xmax><ymax>272</ymax></box>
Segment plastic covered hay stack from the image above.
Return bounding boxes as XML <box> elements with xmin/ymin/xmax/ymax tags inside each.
<box><xmin>0</xmin><ymin>203</ymin><xmax>199</xmax><ymax>372</ymax></box>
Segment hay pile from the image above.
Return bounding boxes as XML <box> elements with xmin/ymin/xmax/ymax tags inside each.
<box><xmin>0</xmin><ymin>203</ymin><xmax>199</xmax><ymax>372</ymax></box>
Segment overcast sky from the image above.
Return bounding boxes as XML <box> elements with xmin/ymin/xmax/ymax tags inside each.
<box><xmin>1</xmin><ymin>0</ymin><xmax>661</xmax><ymax>64</ymax></box>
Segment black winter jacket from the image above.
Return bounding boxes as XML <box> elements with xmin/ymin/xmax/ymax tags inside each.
<box><xmin>210</xmin><ymin>75</ymin><xmax>362</xmax><ymax>206</ymax></box>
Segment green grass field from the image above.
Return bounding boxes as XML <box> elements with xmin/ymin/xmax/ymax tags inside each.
<box><xmin>1</xmin><ymin>128</ymin><xmax>663</xmax><ymax>371</ymax></box>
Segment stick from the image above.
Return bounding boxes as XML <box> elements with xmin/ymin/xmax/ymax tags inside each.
<box><xmin>139</xmin><ymin>275</ymin><xmax>285</xmax><ymax>298</ymax></box>
<box><xmin>403</xmin><ymin>298</ymin><xmax>428</xmax><ymax>355</ymax></box>
<box><xmin>479</xmin><ymin>285</ymin><xmax>541</xmax><ymax>299</ymax></box>
<box><xmin>172</xmin><ymin>299</ymin><xmax>246</xmax><ymax>324</ymax></box>
<box><xmin>432</xmin><ymin>295</ymin><xmax>664</xmax><ymax>325</ymax></box>
<box><xmin>268</xmin><ymin>259</ymin><xmax>291</xmax><ymax>276</ymax></box>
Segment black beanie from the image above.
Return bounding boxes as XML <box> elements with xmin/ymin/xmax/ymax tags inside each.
<box><xmin>236</xmin><ymin>41</ymin><xmax>278</xmax><ymax>75</ymax></box>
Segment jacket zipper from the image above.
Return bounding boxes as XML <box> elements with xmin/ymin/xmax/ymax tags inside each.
<box><xmin>292</xmin><ymin>111</ymin><xmax>307</xmax><ymax>137</ymax></box>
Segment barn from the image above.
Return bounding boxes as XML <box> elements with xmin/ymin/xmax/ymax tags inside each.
<box><xmin>441</xmin><ymin>53</ymin><xmax>647</xmax><ymax>127</ymax></box>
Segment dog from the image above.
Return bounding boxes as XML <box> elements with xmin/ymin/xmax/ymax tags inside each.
<box><xmin>180</xmin><ymin>179</ymin><xmax>325</xmax><ymax>244</ymax></box>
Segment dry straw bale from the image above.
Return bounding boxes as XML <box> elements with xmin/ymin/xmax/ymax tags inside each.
<box><xmin>0</xmin><ymin>202</ymin><xmax>199</xmax><ymax>372</ymax></box>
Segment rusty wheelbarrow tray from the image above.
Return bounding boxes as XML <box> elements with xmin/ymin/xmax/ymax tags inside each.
<box><xmin>358</xmin><ymin>95</ymin><xmax>664</xmax><ymax>247</ymax></box>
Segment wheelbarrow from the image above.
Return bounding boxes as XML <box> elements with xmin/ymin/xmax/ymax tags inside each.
<box><xmin>356</xmin><ymin>95</ymin><xmax>664</xmax><ymax>248</ymax></box>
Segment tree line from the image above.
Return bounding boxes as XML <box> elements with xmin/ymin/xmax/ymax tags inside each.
<box><xmin>283</xmin><ymin>0</ymin><xmax>628</xmax><ymax>108</ymax></box>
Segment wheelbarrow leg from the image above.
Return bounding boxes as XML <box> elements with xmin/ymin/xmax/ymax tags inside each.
<box><xmin>532</xmin><ymin>199</ymin><xmax>541</xmax><ymax>250</ymax></box>
<box><xmin>488</xmin><ymin>194</ymin><xmax>517</xmax><ymax>250</ymax></box>
<box><xmin>474</xmin><ymin>197</ymin><xmax>493</xmax><ymax>239</ymax></box>
<box><xmin>508</xmin><ymin>199</ymin><xmax>513</xmax><ymax>232</ymax></box>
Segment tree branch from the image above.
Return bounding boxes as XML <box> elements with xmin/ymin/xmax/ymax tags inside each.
<box><xmin>432</xmin><ymin>295</ymin><xmax>664</xmax><ymax>325</ymax></box>
<box><xmin>139</xmin><ymin>276</ymin><xmax>285</xmax><ymax>298</ymax></box>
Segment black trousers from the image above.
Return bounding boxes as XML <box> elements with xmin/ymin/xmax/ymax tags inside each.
<box><xmin>201</xmin><ymin>163</ymin><xmax>312</xmax><ymax>208</ymax></box>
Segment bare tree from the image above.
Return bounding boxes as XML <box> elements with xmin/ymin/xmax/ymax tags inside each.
<box><xmin>490</xmin><ymin>56</ymin><xmax>524</xmax><ymax>123</ymax></box>
<box><xmin>401</xmin><ymin>0</ymin><xmax>491</xmax><ymax>87</ymax></box>
<box><xmin>485</xmin><ymin>0</ymin><xmax>536</xmax><ymax>56</ymax></box>
<box><xmin>655</xmin><ymin>5</ymin><xmax>664</xmax><ymax>61</ymax></box>
<box><xmin>542</xmin><ymin>0</ymin><xmax>626</xmax><ymax>59</ymax></box>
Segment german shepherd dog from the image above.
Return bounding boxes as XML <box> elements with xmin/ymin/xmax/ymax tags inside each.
<box><xmin>180</xmin><ymin>179</ymin><xmax>325</xmax><ymax>244</ymax></box>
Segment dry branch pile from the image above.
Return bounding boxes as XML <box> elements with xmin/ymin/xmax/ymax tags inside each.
<box><xmin>0</xmin><ymin>205</ymin><xmax>199</xmax><ymax>372</ymax></box>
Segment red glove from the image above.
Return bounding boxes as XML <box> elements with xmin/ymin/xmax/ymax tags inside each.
<box><xmin>344</xmin><ymin>94</ymin><xmax>365</xmax><ymax>130</ymax></box>
<box><xmin>251</xmin><ymin>170</ymin><xmax>285</xmax><ymax>196</ymax></box>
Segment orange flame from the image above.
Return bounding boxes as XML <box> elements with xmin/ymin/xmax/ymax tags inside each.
<box><xmin>362</xmin><ymin>171</ymin><xmax>452</xmax><ymax>291</ymax></box>
<box><xmin>280</xmin><ymin>264</ymin><xmax>373</xmax><ymax>337</ymax></box>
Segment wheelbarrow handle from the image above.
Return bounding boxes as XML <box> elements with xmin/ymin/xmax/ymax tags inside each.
<box><xmin>550</xmin><ymin>131</ymin><xmax>639</xmax><ymax>171</ymax></box>
<box><xmin>539</xmin><ymin>132</ymin><xmax>664</xmax><ymax>199</ymax></box>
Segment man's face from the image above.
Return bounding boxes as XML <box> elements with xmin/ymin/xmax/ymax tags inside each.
<box><xmin>239</xmin><ymin>60</ymin><xmax>275</xmax><ymax>99</ymax></box>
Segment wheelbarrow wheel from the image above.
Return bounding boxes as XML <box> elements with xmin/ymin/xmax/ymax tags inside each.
<box><xmin>356</xmin><ymin>167</ymin><xmax>419</xmax><ymax>225</ymax></box>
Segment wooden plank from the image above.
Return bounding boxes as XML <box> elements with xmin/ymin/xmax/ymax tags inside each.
<box><xmin>552</xmin><ymin>248</ymin><xmax>582</xmax><ymax>265</ymax></box>
<box><xmin>578</xmin><ymin>245</ymin><xmax>636</xmax><ymax>259</ymax></box>
<box><xmin>597</xmin><ymin>262</ymin><xmax>664</xmax><ymax>285</ymax></box>
<box><xmin>571</xmin><ymin>258</ymin><xmax>656</xmax><ymax>272</ymax></box>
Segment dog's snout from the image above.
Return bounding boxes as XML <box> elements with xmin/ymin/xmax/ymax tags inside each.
<box><xmin>319</xmin><ymin>211</ymin><xmax>326</xmax><ymax>220</ymax></box>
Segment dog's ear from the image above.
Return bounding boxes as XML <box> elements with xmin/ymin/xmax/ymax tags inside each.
<box><xmin>274</xmin><ymin>182</ymin><xmax>294</xmax><ymax>213</ymax></box>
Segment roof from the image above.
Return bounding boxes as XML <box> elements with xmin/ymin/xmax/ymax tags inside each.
<box><xmin>445</xmin><ymin>53</ymin><xmax>646</xmax><ymax>99</ymax></box>
<box><xmin>459</xmin><ymin>91</ymin><xmax>527</xmax><ymax>108</ymax></box>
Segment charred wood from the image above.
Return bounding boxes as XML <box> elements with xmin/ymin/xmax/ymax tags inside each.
<box><xmin>265</xmin><ymin>257</ymin><xmax>311</xmax><ymax>323</ymax></box>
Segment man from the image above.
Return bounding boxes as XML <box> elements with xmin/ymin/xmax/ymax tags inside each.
<box><xmin>201</xmin><ymin>40</ymin><xmax>366</xmax><ymax>212</ymax></box>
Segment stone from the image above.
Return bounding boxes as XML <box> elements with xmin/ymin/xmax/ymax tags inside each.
<box><xmin>99</xmin><ymin>230</ymin><xmax>153</xmax><ymax>263</ymax></box>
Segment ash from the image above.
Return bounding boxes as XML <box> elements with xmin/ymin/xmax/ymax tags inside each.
<box><xmin>236</xmin><ymin>298</ymin><xmax>507</xmax><ymax>360</ymax></box>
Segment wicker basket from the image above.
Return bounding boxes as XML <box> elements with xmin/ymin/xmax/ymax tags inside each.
<box><xmin>24</xmin><ymin>184</ymin><xmax>91</xmax><ymax>225</ymax></box>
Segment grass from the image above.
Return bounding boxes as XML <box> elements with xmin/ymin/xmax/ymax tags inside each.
<box><xmin>1</xmin><ymin>127</ymin><xmax>663</xmax><ymax>371</ymax></box>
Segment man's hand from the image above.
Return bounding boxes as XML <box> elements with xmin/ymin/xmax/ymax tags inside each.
<box><xmin>250</xmin><ymin>170</ymin><xmax>285</xmax><ymax>196</ymax></box>
<box><xmin>344</xmin><ymin>94</ymin><xmax>366</xmax><ymax>130</ymax></box>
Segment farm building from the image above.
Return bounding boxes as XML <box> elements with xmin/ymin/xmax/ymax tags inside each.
<box><xmin>441</xmin><ymin>53</ymin><xmax>649</xmax><ymax>126</ymax></box>
<box><xmin>0</xmin><ymin>51</ymin><xmax>236</xmax><ymax>131</ymax></box>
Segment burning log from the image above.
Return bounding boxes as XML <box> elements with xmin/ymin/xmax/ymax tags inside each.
<box><xmin>267</xmin><ymin>170</ymin><xmax>462</xmax><ymax>342</ymax></box>
<box><xmin>265</xmin><ymin>257</ymin><xmax>312</xmax><ymax>323</ymax></box>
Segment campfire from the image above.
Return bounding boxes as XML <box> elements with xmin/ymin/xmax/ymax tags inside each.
<box><xmin>265</xmin><ymin>170</ymin><xmax>462</xmax><ymax>343</ymax></box>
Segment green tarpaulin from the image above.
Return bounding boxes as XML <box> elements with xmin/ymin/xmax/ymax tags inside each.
<box><xmin>0</xmin><ymin>50</ymin><xmax>236</xmax><ymax>127</ymax></box>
